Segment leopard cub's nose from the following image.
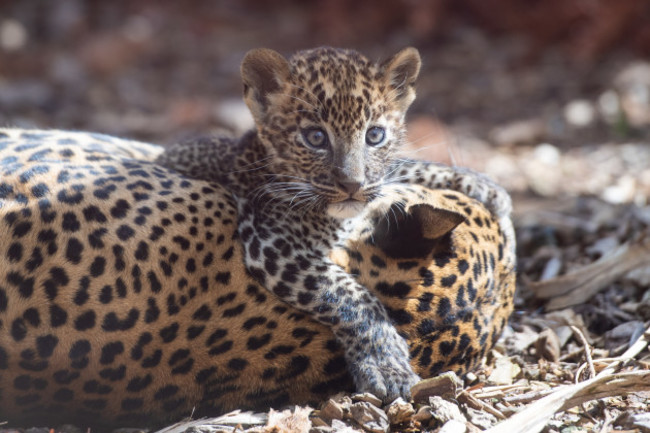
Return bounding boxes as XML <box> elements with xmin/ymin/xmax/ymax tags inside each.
<box><xmin>338</xmin><ymin>179</ymin><xmax>363</xmax><ymax>196</ymax></box>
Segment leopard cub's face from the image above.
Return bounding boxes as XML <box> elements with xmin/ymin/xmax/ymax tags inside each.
<box><xmin>241</xmin><ymin>47</ymin><xmax>421</xmax><ymax>218</ymax></box>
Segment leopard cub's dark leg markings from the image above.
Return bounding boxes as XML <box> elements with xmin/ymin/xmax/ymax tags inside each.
<box><xmin>237</xmin><ymin>198</ymin><xmax>420</xmax><ymax>401</ymax></box>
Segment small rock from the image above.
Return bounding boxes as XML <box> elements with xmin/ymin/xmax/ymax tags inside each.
<box><xmin>350</xmin><ymin>402</ymin><xmax>389</xmax><ymax>433</ymax></box>
<box><xmin>464</xmin><ymin>407</ymin><xmax>498</xmax><ymax>429</ymax></box>
<box><xmin>598</xmin><ymin>90</ymin><xmax>622</xmax><ymax>122</ymax></box>
<box><xmin>602</xmin><ymin>175</ymin><xmax>637</xmax><ymax>204</ymax></box>
<box><xmin>464</xmin><ymin>372</ymin><xmax>478</xmax><ymax>385</ymax></box>
<box><xmin>564</xmin><ymin>99</ymin><xmax>596</xmax><ymax>128</ymax></box>
<box><xmin>319</xmin><ymin>398</ymin><xmax>345</xmax><ymax>421</ymax></box>
<box><xmin>351</xmin><ymin>392</ymin><xmax>382</xmax><ymax>407</ymax></box>
<box><xmin>411</xmin><ymin>371</ymin><xmax>463</xmax><ymax>403</ymax></box>
<box><xmin>310</xmin><ymin>416</ymin><xmax>330</xmax><ymax>428</ymax></box>
<box><xmin>535</xmin><ymin>327</ymin><xmax>561</xmax><ymax>361</ymax></box>
<box><xmin>428</xmin><ymin>396</ymin><xmax>467</xmax><ymax>425</ymax></box>
<box><xmin>614</xmin><ymin>61</ymin><xmax>650</xmax><ymax>127</ymax></box>
<box><xmin>439</xmin><ymin>419</ymin><xmax>467</xmax><ymax>433</ymax></box>
<box><xmin>523</xmin><ymin>365</ymin><xmax>541</xmax><ymax>380</ymax></box>
<box><xmin>544</xmin><ymin>309</ymin><xmax>588</xmax><ymax>347</ymax></box>
<box><xmin>330</xmin><ymin>419</ymin><xmax>360</xmax><ymax>433</ymax></box>
<box><xmin>0</xmin><ymin>19</ymin><xmax>28</xmax><ymax>51</ymax></box>
<box><xmin>488</xmin><ymin>356</ymin><xmax>521</xmax><ymax>385</ymax></box>
<box><xmin>412</xmin><ymin>406</ymin><xmax>433</xmax><ymax>423</ymax></box>
<box><xmin>385</xmin><ymin>398</ymin><xmax>414</xmax><ymax>425</ymax></box>
<box><xmin>505</xmin><ymin>324</ymin><xmax>539</xmax><ymax>354</ymax></box>
<box><xmin>490</xmin><ymin>119</ymin><xmax>546</xmax><ymax>146</ymax></box>
<box><xmin>532</xmin><ymin>143</ymin><xmax>561</xmax><ymax>165</ymax></box>
<box><xmin>554</xmin><ymin>325</ymin><xmax>574</xmax><ymax>348</ymax></box>
<box><xmin>309</xmin><ymin>427</ymin><xmax>333</xmax><ymax>433</ymax></box>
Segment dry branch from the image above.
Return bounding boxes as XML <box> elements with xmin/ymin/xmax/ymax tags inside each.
<box><xmin>484</xmin><ymin>370</ymin><xmax>650</xmax><ymax>433</ymax></box>
<box><xmin>529</xmin><ymin>237</ymin><xmax>650</xmax><ymax>310</ymax></box>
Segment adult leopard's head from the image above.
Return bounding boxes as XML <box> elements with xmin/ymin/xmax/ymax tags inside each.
<box><xmin>241</xmin><ymin>46</ymin><xmax>421</xmax><ymax>218</ymax></box>
<box><xmin>331</xmin><ymin>184</ymin><xmax>517</xmax><ymax>377</ymax></box>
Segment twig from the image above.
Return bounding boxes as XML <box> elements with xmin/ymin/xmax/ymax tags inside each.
<box><xmin>574</xmin><ymin>363</ymin><xmax>588</xmax><ymax>385</ymax></box>
<box><xmin>571</xmin><ymin>325</ymin><xmax>596</xmax><ymax>380</ymax></box>
<box><xmin>502</xmin><ymin>387</ymin><xmax>555</xmax><ymax>405</ymax></box>
<box><xmin>470</xmin><ymin>383</ymin><xmax>527</xmax><ymax>397</ymax></box>
<box><xmin>458</xmin><ymin>391</ymin><xmax>507</xmax><ymax>420</ymax></box>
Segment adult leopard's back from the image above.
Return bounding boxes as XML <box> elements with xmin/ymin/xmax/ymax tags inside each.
<box><xmin>0</xmin><ymin>129</ymin><xmax>348</xmax><ymax>426</ymax></box>
<box><xmin>0</xmin><ymin>128</ymin><xmax>515</xmax><ymax>427</ymax></box>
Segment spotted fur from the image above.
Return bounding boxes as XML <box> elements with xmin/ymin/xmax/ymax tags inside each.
<box><xmin>0</xmin><ymin>128</ymin><xmax>514</xmax><ymax>428</ymax></box>
<box><xmin>157</xmin><ymin>47</ymin><xmax>514</xmax><ymax>401</ymax></box>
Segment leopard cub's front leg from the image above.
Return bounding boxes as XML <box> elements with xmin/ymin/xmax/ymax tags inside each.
<box><xmin>237</xmin><ymin>199</ymin><xmax>420</xmax><ymax>402</ymax></box>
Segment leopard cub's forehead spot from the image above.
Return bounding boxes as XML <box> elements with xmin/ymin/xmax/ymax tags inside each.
<box><xmin>290</xmin><ymin>49</ymin><xmax>380</xmax><ymax>97</ymax></box>
<box><xmin>281</xmin><ymin>48</ymin><xmax>393</xmax><ymax>132</ymax></box>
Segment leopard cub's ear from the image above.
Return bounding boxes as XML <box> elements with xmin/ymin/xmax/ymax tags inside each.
<box><xmin>241</xmin><ymin>48</ymin><xmax>290</xmax><ymax>122</ymax></box>
<box><xmin>381</xmin><ymin>47</ymin><xmax>421</xmax><ymax>108</ymax></box>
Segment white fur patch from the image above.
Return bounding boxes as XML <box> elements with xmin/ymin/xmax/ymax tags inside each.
<box><xmin>327</xmin><ymin>201</ymin><xmax>366</xmax><ymax>219</ymax></box>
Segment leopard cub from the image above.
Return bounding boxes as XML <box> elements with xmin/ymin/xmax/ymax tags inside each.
<box><xmin>158</xmin><ymin>46</ymin><xmax>514</xmax><ymax>401</ymax></box>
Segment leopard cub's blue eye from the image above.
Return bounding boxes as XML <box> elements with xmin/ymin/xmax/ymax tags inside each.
<box><xmin>366</xmin><ymin>127</ymin><xmax>385</xmax><ymax>146</ymax></box>
<box><xmin>302</xmin><ymin>128</ymin><xmax>328</xmax><ymax>149</ymax></box>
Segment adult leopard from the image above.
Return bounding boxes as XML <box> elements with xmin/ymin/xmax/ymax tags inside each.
<box><xmin>0</xmin><ymin>128</ymin><xmax>514</xmax><ymax>428</ymax></box>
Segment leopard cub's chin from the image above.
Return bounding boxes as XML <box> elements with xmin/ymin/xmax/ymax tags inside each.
<box><xmin>327</xmin><ymin>200</ymin><xmax>367</xmax><ymax>219</ymax></box>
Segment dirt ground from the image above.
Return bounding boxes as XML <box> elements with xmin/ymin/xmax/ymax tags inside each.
<box><xmin>0</xmin><ymin>1</ymin><xmax>649</xmax><ymax>432</ymax></box>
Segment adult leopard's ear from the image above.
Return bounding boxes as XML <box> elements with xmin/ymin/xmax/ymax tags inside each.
<box><xmin>241</xmin><ymin>48</ymin><xmax>290</xmax><ymax>122</ymax></box>
<box><xmin>372</xmin><ymin>202</ymin><xmax>465</xmax><ymax>259</ymax></box>
<box><xmin>381</xmin><ymin>47</ymin><xmax>421</xmax><ymax>108</ymax></box>
<box><xmin>410</xmin><ymin>204</ymin><xmax>465</xmax><ymax>240</ymax></box>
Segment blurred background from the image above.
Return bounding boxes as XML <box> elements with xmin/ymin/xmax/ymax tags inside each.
<box><xmin>1</xmin><ymin>0</ymin><xmax>650</xmax><ymax>205</ymax></box>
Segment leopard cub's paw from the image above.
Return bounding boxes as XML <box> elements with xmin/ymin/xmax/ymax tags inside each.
<box><xmin>345</xmin><ymin>323</ymin><xmax>420</xmax><ymax>403</ymax></box>
<box><xmin>454</xmin><ymin>170</ymin><xmax>512</xmax><ymax>218</ymax></box>
<box><xmin>487</xmin><ymin>184</ymin><xmax>513</xmax><ymax>218</ymax></box>
<box><xmin>349</xmin><ymin>351</ymin><xmax>420</xmax><ymax>403</ymax></box>
<box><xmin>475</xmin><ymin>180</ymin><xmax>512</xmax><ymax>218</ymax></box>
